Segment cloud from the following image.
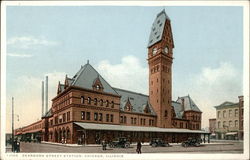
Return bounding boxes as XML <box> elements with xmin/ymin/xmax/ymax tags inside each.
<box><xmin>6</xmin><ymin>71</ymin><xmax>66</xmax><ymax>133</ymax></box>
<box><xmin>7</xmin><ymin>52</ymin><xmax>33</xmax><ymax>58</ymax></box>
<box><xmin>7</xmin><ymin>36</ymin><xmax>59</xmax><ymax>49</ymax></box>
<box><xmin>95</xmin><ymin>55</ymin><xmax>148</xmax><ymax>94</ymax></box>
<box><xmin>177</xmin><ymin>62</ymin><xmax>242</xmax><ymax>129</ymax></box>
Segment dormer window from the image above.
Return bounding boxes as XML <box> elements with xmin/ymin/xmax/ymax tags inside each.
<box><xmin>96</xmin><ymin>85</ymin><xmax>100</xmax><ymax>90</ymax></box>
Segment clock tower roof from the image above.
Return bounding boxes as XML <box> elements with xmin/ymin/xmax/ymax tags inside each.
<box><xmin>148</xmin><ymin>9</ymin><xmax>170</xmax><ymax>48</ymax></box>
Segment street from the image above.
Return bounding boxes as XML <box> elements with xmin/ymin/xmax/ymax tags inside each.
<box><xmin>7</xmin><ymin>141</ymin><xmax>243</xmax><ymax>153</ymax></box>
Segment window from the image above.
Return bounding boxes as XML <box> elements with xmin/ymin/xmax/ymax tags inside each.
<box><xmin>106</xmin><ymin>114</ymin><xmax>109</xmax><ymax>122</ymax></box>
<box><xmin>120</xmin><ymin>116</ymin><xmax>123</xmax><ymax>123</ymax></box>
<box><xmin>241</xmin><ymin>109</ymin><xmax>243</xmax><ymax>115</ymax></box>
<box><xmin>134</xmin><ymin>118</ymin><xmax>137</xmax><ymax>124</ymax></box>
<box><xmin>99</xmin><ymin>113</ymin><xmax>103</xmax><ymax>121</ymax></box>
<box><xmin>186</xmin><ymin>123</ymin><xmax>188</xmax><ymax>129</ymax></box>
<box><xmin>229</xmin><ymin>121</ymin><xmax>233</xmax><ymax>127</ymax></box>
<box><xmin>235</xmin><ymin>120</ymin><xmax>238</xmax><ymax>127</ymax></box>
<box><xmin>217</xmin><ymin>111</ymin><xmax>221</xmax><ymax>118</ymax></box>
<box><xmin>110</xmin><ymin>114</ymin><xmax>113</xmax><ymax>122</ymax></box>
<box><xmin>63</xmin><ymin>113</ymin><xmax>66</xmax><ymax>122</ymax></box>
<box><xmin>229</xmin><ymin>110</ymin><xmax>232</xmax><ymax>117</ymax></box>
<box><xmin>87</xmin><ymin>97</ymin><xmax>91</xmax><ymax>104</ymax></box>
<box><xmin>124</xmin><ymin>116</ymin><xmax>127</xmax><ymax>123</ymax></box>
<box><xmin>86</xmin><ymin>112</ymin><xmax>90</xmax><ymax>120</ymax></box>
<box><xmin>100</xmin><ymin>99</ymin><xmax>103</xmax><ymax>106</ymax></box>
<box><xmin>94</xmin><ymin>98</ymin><xmax>97</xmax><ymax>105</ymax></box>
<box><xmin>164</xmin><ymin>110</ymin><xmax>168</xmax><ymax>117</ymax></box>
<box><xmin>149</xmin><ymin>119</ymin><xmax>151</xmax><ymax>126</ymax></box>
<box><xmin>55</xmin><ymin>116</ymin><xmax>58</xmax><ymax>125</ymax></box>
<box><xmin>94</xmin><ymin>113</ymin><xmax>98</xmax><ymax>121</ymax></box>
<box><xmin>143</xmin><ymin>119</ymin><xmax>146</xmax><ymax>125</ymax></box>
<box><xmin>223</xmin><ymin>111</ymin><xmax>226</xmax><ymax>118</ymax></box>
<box><xmin>218</xmin><ymin>121</ymin><xmax>221</xmax><ymax>128</ymax></box>
<box><xmin>223</xmin><ymin>121</ymin><xmax>226</xmax><ymax>128</ymax></box>
<box><xmin>81</xmin><ymin>111</ymin><xmax>85</xmax><ymax>120</ymax></box>
<box><xmin>67</xmin><ymin>112</ymin><xmax>70</xmax><ymax>121</ymax></box>
<box><xmin>196</xmin><ymin>124</ymin><xmax>199</xmax><ymax>129</ymax></box>
<box><xmin>180</xmin><ymin>122</ymin><xmax>183</xmax><ymax>128</ymax></box>
<box><xmin>111</xmin><ymin>101</ymin><xmax>114</xmax><ymax>108</ymax></box>
<box><xmin>131</xmin><ymin>117</ymin><xmax>133</xmax><ymax>124</ymax></box>
<box><xmin>96</xmin><ymin>85</ymin><xmax>100</xmax><ymax>90</ymax></box>
<box><xmin>106</xmin><ymin>100</ymin><xmax>109</xmax><ymax>107</ymax></box>
<box><xmin>50</xmin><ymin>120</ymin><xmax>53</xmax><ymax>126</ymax></box>
<box><xmin>81</xmin><ymin>96</ymin><xmax>84</xmax><ymax>104</ymax></box>
<box><xmin>140</xmin><ymin>118</ymin><xmax>143</xmax><ymax>125</ymax></box>
<box><xmin>235</xmin><ymin>109</ymin><xmax>239</xmax><ymax>117</ymax></box>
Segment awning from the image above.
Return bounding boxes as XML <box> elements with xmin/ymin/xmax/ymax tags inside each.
<box><xmin>225</xmin><ymin>132</ymin><xmax>238</xmax><ymax>135</ymax></box>
<box><xmin>74</xmin><ymin>122</ymin><xmax>209</xmax><ymax>134</ymax></box>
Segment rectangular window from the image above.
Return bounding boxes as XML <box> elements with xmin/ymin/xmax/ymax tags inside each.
<box><xmin>229</xmin><ymin>110</ymin><xmax>232</xmax><ymax>117</ymax></box>
<box><xmin>124</xmin><ymin>116</ymin><xmax>127</xmax><ymax>124</ymax></box>
<box><xmin>86</xmin><ymin>112</ymin><xmax>90</xmax><ymax>120</ymax></box>
<box><xmin>55</xmin><ymin>116</ymin><xmax>58</xmax><ymax>125</ymax></box>
<box><xmin>131</xmin><ymin>117</ymin><xmax>133</xmax><ymax>124</ymax></box>
<box><xmin>81</xmin><ymin>111</ymin><xmax>85</xmax><ymax>120</ymax></box>
<box><xmin>134</xmin><ymin>118</ymin><xmax>137</xmax><ymax>124</ymax></box>
<box><xmin>180</xmin><ymin>122</ymin><xmax>183</xmax><ymax>128</ymax></box>
<box><xmin>235</xmin><ymin>109</ymin><xmax>239</xmax><ymax>117</ymax></box>
<box><xmin>149</xmin><ymin>119</ymin><xmax>151</xmax><ymax>126</ymax></box>
<box><xmin>106</xmin><ymin>114</ymin><xmax>109</xmax><ymax>122</ymax></box>
<box><xmin>67</xmin><ymin>111</ymin><xmax>70</xmax><ymax>121</ymax></box>
<box><xmin>140</xmin><ymin>118</ymin><xmax>142</xmax><ymax>125</ymax></box>
<box><xmin>217</xmin><ymin>111</ymin><xmax>220</xmax><ymax>118</ymax></box>
<box><xmin>143</xmin><ymin>119</ymin><xmax>146</xmax><ymax>125</ymax></box>
<box><xmin>120</xmin><ymin>116</ymin><xmax>123</xmax><ymax>123</ymax></box>
<box><xmin>63</xmin><ymin>113</ymin><xmax>66</xmax><ymax>122</ymax></box>
<box><xmin>99</xmin><ymin>113</ymin><xmax>103</xmax><ymax>121</ymax></box>
<box><xmin>110</xmin><ymin>114</ymin><xmax>113</xmax><ymax>122</ymax></box>
<box><xmin>50</xmin><ymin>120</ymin><xmax>53</xmax><ymax>126</ymax></box>
<box><xmin>94</xmin><ymin>112</ymin><xmax>98</xmax><ymax>121</ymax></box>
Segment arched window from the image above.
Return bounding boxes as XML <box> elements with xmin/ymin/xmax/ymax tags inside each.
<box><xmin>235</xmin><ymin>109</ymin><xmax>238</xmax><ymax>117</ymax></box>
<box><xmin>81</xmin><ymin>96</ymin><xmax>84</xmax><ymax>104</ymax></box>
<box><xmin>94</xmin><ymin>98</ymin><xmax>97</xmax><ymax>105</ymax></box>
<box><xmin>87</xmin><ymin>97</ymin><xmax>91</xmax><ymax>104</ymax></box>
<box><xmin>96</xmin><ymin>85</ymin><xmax>100</xmax><ymax>90</ymax></box>
<box><xmin>223</xmin><ymin>111</ymin><xmax>226</xmax><ymax>118</ymax></box>
<box><xmin>229</xmin><ymin>121</ymin><xmax>233</xmax><ymax>127</ymax></box>
<box><xmin>223</xmin><ymin>121</ymin><xmax>226</xmax><ymax>128</ymax></box>
<box><xmin>111</xmin><ymin>101</ymin><xmax>114</xmax><ymax>108</ymax></box>
<box><xmin>106</xmin><ymin>100</ymin><xmax>109</xmax><ymax>107</ymax></box>
<box><xmin>235</xmin><ymin>120</ymin><xmax>238</xmax><ymax>127</ymax></box>
<box><xmin>218</xmin><ymin>121</ymin><xmax>221</xmax><ymax>128</ymax></box>
<box><xmin>100</xmin><ymin>99</ymin><xmax>103</xmax><ymax>106</ymax></box>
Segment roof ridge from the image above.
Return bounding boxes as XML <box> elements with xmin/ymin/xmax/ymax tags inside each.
<box><xmin>113</xmin><ymin>87</ymin><xmax>148</xmax><ymax>97</ymax></box>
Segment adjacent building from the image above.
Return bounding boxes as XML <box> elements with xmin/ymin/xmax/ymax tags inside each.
<box><xmin>15</xmin><ymin>10</ymin><xmax>207</xmax><ymax>144</ymax></box>
<box><xmin>209</xmin><ymin>118</ymin><xmax>216</xmax><ymax>138</ymax></box>
<box><xmin>214</xmin><ymin>96</ymin><xmax>244</xmax><ymax>140</ymax></box>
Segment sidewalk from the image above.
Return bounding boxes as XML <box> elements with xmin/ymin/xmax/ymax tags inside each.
<box><xmin>41</xmin><ymin>141</ymin><xmax>233</xmax><ymax>147</ymax></box>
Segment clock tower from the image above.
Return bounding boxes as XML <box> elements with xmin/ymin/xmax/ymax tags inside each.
<box><xmin>147</xmin><ymin>10</ymin><xmax>174</xmax><ymax>128</ymax></box>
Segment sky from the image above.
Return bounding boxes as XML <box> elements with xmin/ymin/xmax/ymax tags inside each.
<box><xmin>5</xmin><ymin>6</ymin><xmax>243</xmax><ymax>133</ymax></box>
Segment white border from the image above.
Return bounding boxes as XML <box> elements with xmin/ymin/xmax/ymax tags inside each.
<box><xmin>1</xmin><ymin>1</ymin><xmax>249</xmax><ymax>160</ymax></box>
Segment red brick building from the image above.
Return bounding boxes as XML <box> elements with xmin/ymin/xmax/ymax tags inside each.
<box><xmin>15</xmin><ymin>10</ymin><xmax>206</xmax><ymax>144</ymax></box>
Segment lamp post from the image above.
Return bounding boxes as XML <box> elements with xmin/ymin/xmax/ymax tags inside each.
<box><xmin>11</xmin><ymin>97</ymin><xmax>19</xmax><ymax>152</ymax></box>
<box><xmin>12</xmin><ymin>97</ymin><xmax>14</xmax><ymax>152</ymax></box>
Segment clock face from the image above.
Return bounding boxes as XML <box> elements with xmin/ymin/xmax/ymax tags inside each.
<box><xmin>152</xmin><ymin>48</ymin><xmax>157</xmax><ymax>55</ymax></box>
<box><xmin>164</xmin><ymin>47</ymin><xmax>169</xmax><ymax>54</ymax></box>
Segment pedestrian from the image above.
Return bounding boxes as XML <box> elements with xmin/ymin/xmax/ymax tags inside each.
<box><xmin>136</xmin><ymin>141</ymin><xmax>142</xmax><ymax>154</ymax></box>
<box><xmin>102</xmin><ymin>140</ymin><xmax>107</xmax><ymax>150</ymax></box>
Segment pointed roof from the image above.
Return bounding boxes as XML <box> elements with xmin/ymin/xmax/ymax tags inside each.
<box><xmin>71</xmin><ymin>63</ymin><xmax>119</xmax><ymax>95</ymax></box>
<box><xmin>148</xmin><ymin>9</ymin><xmax>170</xmax><ymax>47</ymax></box>
<box><xmin>176</xmin><ymin>95</ymin><xmax>202</xmax><ymax>112</ymax></box>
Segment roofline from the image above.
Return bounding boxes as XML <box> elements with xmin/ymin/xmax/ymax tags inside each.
<box><xmin>120</xmin><ymin>110</ymin><xmax>157</xmax><ymax>117</ymax></box>
<box><xmin>113</xmin><ymin>87</ymin><xmax>149</xmax><ymax>97</ymax></box>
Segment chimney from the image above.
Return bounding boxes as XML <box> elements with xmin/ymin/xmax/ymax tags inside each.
<box><xmin>45</xmin><ymin>76</ymin><xmax>48</xmax><ymax>114</ymax></box>
<box><xmin>42</xmin><ymin>81</ymin><xmax>44</xmax><ymax>117</ymax></box>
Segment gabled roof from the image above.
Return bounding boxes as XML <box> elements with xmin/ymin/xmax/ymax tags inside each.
<box><xmin>113</xmin><ymin>88</ymin><xmax>156</xmax><ymax>116</ymax></box>
<box><xmin>71</xmin><ymin>63</ymin><xmax>119</xmax><ymax>95</ymax></box>
<box><xmin>176</xmin><ymin>96</ymin><xmax>202</xmax><ymax>112</ymax></box>
<box><xmin>148</xmin><ymin>9</ymin><xmax>170</xmax><ymax>47</ymax></box>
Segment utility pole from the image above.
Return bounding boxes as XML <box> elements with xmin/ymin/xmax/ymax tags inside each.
<box><xmin>12</xmin><ymin>97</ymin><xmax>14</xmax><ymax>152</ymax></box>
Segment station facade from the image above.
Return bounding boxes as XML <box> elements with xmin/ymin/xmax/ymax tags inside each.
<box><xmin>15</xmin><ymin>10</ymin><xmax>207</xmax><ymax>144</ymax></box>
